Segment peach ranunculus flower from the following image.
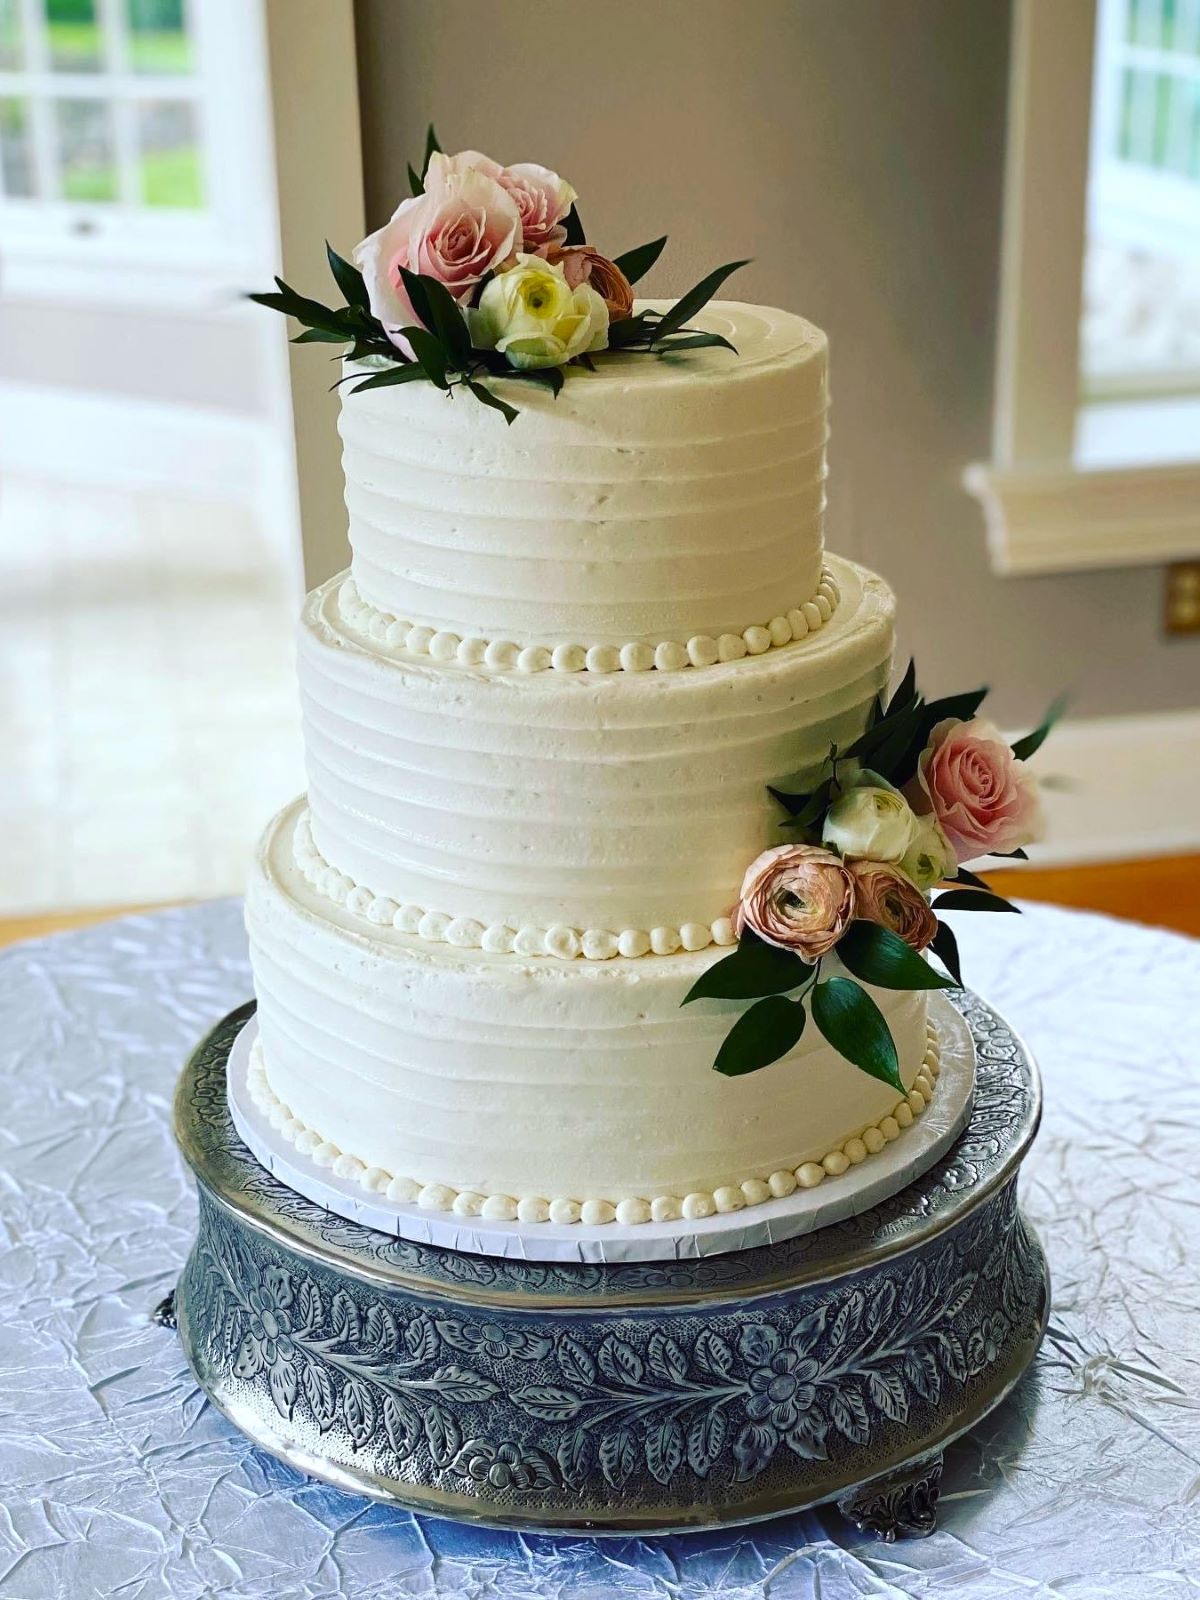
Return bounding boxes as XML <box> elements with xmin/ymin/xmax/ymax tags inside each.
<box><xmin>733</xmin><ymin>843</ymin><xmax>856</xmax><ymax>961</ymax></box>
<box><xmin>546</xmin><ymin>245</ymin><xmax>635</xmax><ymax>321</ymax></box>
<box><xmin>909</xmin><ymin>717</ymin><xmax>1044</xmax><ymax>863</ymax></box>
<box><xmin>353</xmin><ymin>158</ymin><xmax>521</xmax><ymax>354</ymax></box>
<box><xmin>850</xmin><ymin>860</ymin><xmax>937</xmax><ymax>952</ymax></box>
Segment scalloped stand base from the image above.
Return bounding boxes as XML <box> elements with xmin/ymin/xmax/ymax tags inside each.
<box><xmin>227</xmin><ymin>996</ymin><xmax>975</xmax><ymax>1264</ymax></box>
<box><xmin>168</xmin><ymin>992</ymin><xmax>1048</xmax><ymax>1535</ymax></box>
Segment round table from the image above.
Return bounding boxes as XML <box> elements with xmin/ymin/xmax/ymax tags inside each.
<box><xmin>2</xmin><ymin>900</ymin><xmax>1197</xmax><ymax>1598</ymax></box>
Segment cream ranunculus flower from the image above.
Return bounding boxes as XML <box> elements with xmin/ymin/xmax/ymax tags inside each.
<box><xmin>900</xmin><ymin>813</ymin><xmax>957</xmax><ymax>891</ymax></box>
<box><xmin>822</xmin><ymin>782</ymin><xmax>917</xmax><ymax>863</ymax></box>
<box><xmin>469</xmin><ymin>253</ymin><xmax>609</xmax><ymax>370</ymax></box>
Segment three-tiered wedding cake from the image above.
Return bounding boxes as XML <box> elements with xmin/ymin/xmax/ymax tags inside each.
<box><xmin>243</xmin><ymin>300</ymin><xmax>943</xmax><ymax>1228</ymax></box>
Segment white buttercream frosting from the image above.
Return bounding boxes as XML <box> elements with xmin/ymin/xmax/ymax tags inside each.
<box><xmin>291</xmin><ymin>806</ymin><xmax>739</xmax><ymax>959</ymax></box>
<box><xmin>338</xmin><ymin>301</ymin><xmax>829</xmax><ymax>648</ymax></box>
<box><xmin>298</xmin><ymin>555</ymin><xmax>893</xmax><ymax>937</ymax></box>
<box><xmin>245</xmin><ymin>1008</ymin><xmax>941</xmax><ymax>1224</ymax></box>
<box><xmin>334</xmin><ymin>568</ymin><xmax>842</xmax><ymax>675</ymax></box>
<box><xmin>246</xmin><ymin>799</ymin><xmax>931</xmax><ymax>1206</ymax></box>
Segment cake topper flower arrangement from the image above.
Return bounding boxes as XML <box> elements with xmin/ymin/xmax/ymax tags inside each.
<box><xmin>685</xmin><ymin>665</ymin><xmax>1062</xmax><ymax>1086</ymax></box>
<box><xmin>251</xmin><ymin>127</ymin><xmax>746</xmax><ymax>424</ymax></box>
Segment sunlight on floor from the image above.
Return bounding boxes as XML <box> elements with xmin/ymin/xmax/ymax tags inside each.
<box><xmin>0</xmin><ymin>475</ymin><xmax>306</xmax><ymax>915</ymax></box>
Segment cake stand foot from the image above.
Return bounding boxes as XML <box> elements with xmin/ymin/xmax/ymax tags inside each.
<box><xmin>836</xmin><ymin>1451</ymin><xmax>943</xmax><ymax>1540</ymax></box>
<box><xmin>151</xmin><ymin>1288</ymin><xmax>178</xmax><ymax>1331</ymax></box>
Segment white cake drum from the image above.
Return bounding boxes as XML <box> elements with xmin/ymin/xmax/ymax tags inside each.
<box><xmin>227</xmin><ymin>995</ymin><xmax>976</xmax><ymax>1264</ymax></box>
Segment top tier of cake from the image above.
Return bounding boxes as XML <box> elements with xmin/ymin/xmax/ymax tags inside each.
<box><xmin>339</xmin><ymin>302</ymin><xmax>828</xmax><ymax>649</ymax></box>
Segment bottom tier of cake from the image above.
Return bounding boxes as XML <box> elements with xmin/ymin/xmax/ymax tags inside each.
<box><xmin>245</xmin><ymin>799</ymin><xmax>934</xmax><ymax>1223</ymax></box>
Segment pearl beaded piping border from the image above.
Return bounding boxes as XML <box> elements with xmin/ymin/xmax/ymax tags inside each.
<box><xmin>335</xmin><ymin>568</ymin><xmax>842</xmax><ymax>675</ymax></box>
<box><xmin>247</xmin><ymin>1023</ymin><xmax>942</xmax><ymax>1227</ymax></box>
<box><xmin>293</xmin><ymin>809</ymin><xmax>738</xmax><ymax>959</ymax></box>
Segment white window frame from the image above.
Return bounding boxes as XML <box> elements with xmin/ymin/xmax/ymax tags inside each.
<box><xmin>0</xmin><ymin>0</ymin><xmax>280</xmax><ymax>305</ymax></box>
<box><xmin>964</xmin><ymin>0</ymin><xmax>1200</xmax><ymax>577</ymax></box>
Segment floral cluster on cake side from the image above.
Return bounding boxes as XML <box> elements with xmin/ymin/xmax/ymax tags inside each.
<box><xmin>251</xmin><ymin>127</ymin><xmax>745</xmax><ymax>423</ymax></box>
<box><xmin>685</xmin><ymin>666</ymin><xmax>1061</xmax><ymax>1087</ymax></box>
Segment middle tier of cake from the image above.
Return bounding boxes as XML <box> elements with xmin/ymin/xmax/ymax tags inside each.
<box><xmin>298</xmin><ymin>554</ymin><xmax>894</xmax><ymax>943</ymax></box>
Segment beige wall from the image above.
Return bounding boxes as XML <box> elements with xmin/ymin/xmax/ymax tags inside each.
<box><xmin>353</xmin><ymin>0</ymin><xmax>1200</xmax><ymax>724</ymax></box>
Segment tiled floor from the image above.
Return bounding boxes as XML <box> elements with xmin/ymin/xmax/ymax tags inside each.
<box><xmin>1</xmin><ymin>476</ymin><xmax>306</xmax><ymax>914</ymax></box>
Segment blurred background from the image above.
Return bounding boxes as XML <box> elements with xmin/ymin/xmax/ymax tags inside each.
<box><xmin>1</xmin><ymin>0</ymin><xmax>1197</xmax><ymax>940</ymax></box>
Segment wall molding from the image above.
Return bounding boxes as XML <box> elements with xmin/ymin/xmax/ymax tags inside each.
<box><xmin>1000</xmin><ymin>708</ymin><xmax>1200</xmax><ymax>867</ymax></box>
<box><xmin>963</xmin><ymin>456</ymin><xmax>1200</xmax><ymax>576</ymax></box>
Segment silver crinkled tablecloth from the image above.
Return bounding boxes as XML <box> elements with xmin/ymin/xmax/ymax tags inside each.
<box><xmin>1</xmin><ymin>899</ymin><xmax>1198</xmax><ymax>1599</ymax></box>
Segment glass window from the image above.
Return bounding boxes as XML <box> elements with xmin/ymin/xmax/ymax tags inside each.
<box><xmin>0</xmin><ymin>96</ymin><xmax>36</xmax><ymax>197</ymax></box>
<box><xmin>0</xmin><ymin>0</ymin><xmax>23</xmax><ymax>70</ymax></box>
<box><xmin>127</xmin><ymin>0</ymin><xmax>193</xmax><ymax>74</ymax></box>
<box><xmin>136</xmin><ymin>98</ymin><xmax>202</xmax><ymax>207</ymax></box>
<box><xmin>45</xmin><ymin>0</ymin><xmax>104</xmax><ymax>74</ymax></box>
<box><xmin>1082</xmin><ymin>0</ymin><xmax>1200</xmax><ymax>393</ymax></box>
<box><xmin>55</xmin><ymin>97</ymin><xmax>117</xmax><ymax>201</ymax></box>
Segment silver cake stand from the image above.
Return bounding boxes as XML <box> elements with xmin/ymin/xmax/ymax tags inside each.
<box><xmin>161</xmin><ymin>990</ymin><xmax>1048</xmax><ymax>1538</ymax></box>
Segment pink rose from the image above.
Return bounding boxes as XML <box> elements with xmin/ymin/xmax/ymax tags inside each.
<box><xmin>909</xmin><ymin>717</ymin><xmax>1044</xmax><ymax>862</ymax></box>
<box><xmin>430</xmin><ymin>150</ymin><xmax>575</xmax><ymax>253</ymax></box>
<box><xmin>353</xmin><ymin>161</ymin><xmax>521</xmax><ymax>355</ymax></box>
<box><xmin>733</xmin><ymin>843</ymin><xmax>856</xmax><ymax>961</ymax></box>
<box><xmin>497</xmin><ymin>161</ymin><xmax>576</xmax><ymax>252</ymax></box>
<box><xmin>849</xmin><ymin>860</ymin><xmax>937</xmax><ymax>952</ymax></box>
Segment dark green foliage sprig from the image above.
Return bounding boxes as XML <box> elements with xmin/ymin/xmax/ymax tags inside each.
<box><xmin>685</xmin><ymin>662</ymin><xmax>1064</xmax><ymax>1082</ymax></box>
<box><xmin>248</xmin><ymin>125</ymin><xmax>749</xmax><ymax>423</ymax></box>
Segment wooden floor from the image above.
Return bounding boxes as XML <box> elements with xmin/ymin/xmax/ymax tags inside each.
<box><xmin>1</xmin><ymin>856</ymin><xmax>1197</xmax><ymax>949</ymax></box>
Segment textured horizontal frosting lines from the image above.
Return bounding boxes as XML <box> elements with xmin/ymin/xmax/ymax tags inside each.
<box><xmin>247</xmin><ymin>804</ymin><xmax>931</xmax><ymax>1203</ymax></box>
<box><xmin>339</xmin><ymin>300</ymin><xmax>830</xmax><ymax>646</ymax></box>
<box><xmin>297</xmin><ymin>558</ymin><xmax>894</xmax><ymax>934</ymax></box>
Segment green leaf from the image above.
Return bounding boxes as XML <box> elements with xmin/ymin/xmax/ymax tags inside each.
<box><xmin>714</xmin><ymin>997</ymin><xmax>808</xmax><ymax>1077</ymax></box>
<box><xmin>810</xmin><ymin>977</ymin><xmax>904</xmax><ymax>1091</ymax></box>
<box><xmin>612</xmin><ymin>235</ymin><xmax>667</xmax><ymax>284</ymax></box>
<box><xmin>1011</xmin><ymin>692</ymin><xmax>1067</xmax><ymax>762</ymax></box>
<box><xmin>399</xmin><ymin>325</ymin><xmax>450</xmax><ymax>389</ymax></box>
<box><xmin>843</xmin><ymin>701</ymin><xmax>925</xmax><ymax>766</ymax></box>
<box><xmin>606</xmin><ymin>312</ymin><xmax>656</xmax><ymax>348</ymax></box>
<box><xmin>656</xmin><ymin>332</ymin><xmax>737</xmax><ymax>355</ymax></box>
<box><xmin>326</xmin><ymin>241</ymin><xmax>370</xmax><ymax>309</ymax></box>
<box><xmin>249</xmin><ymin>283</ymin><xmax>349</xmax><ymax>337</ymax></box>
<box><xmin>563</xmin><ymin>204</ymin><xmax>585</xmax><ymax>245</ymax></box>
<box><xmin>408</xmin><ymin>161</ymin><xmax>424</xmax><ymax>197</ymax></box>
<box><xmin>886</xmin><ymin>658</ymin><xmax>918</xmax><ymax>717</ymax></box>
<box><xmin>683</xmin><ymin>930</ymin><xmax>812</xmax><ymax>1004</ymax></box>
<box><xmin>508</xmin><ymin>365</ymin><xmax>565</xmax><ymax>396</ymax></box>
<box><xmin>423</xmin><ymin>123</ymin><xmax>442</xmax><ymax>176</ymax></box>
<box><xmin>949</xmin><ymin>865</ymin><xmax>993</xmax><ymax>891</ymax></box>
<box><xmin>292</xmin><ymin>327</ymin><xmax>349</xmax><ymax>344</ymax></box>
<box><xmin>920</xmin><ymin>687</ymin><xmax>989</xmax><ymax>727</ymax></box>
<box><xmin>397</xmin><ymin>266</ymin><xmax>435</xmax><ymax>333</ymax></box>
<box><xmin>412</xmin><ymin>272</ymin><xmax>472</xmax><ymax>368</ymax></box>
<box><xmin>929</xmin><ymin>921</ymin><xmax>963</xmax><ymax>986</ymax></box>
<box><xmin>989</xmin><ymin>846</ymin><xmax>1028</xmax><ymax>860</ymax></box>
<box><xmin>775</xmin><ymin>777</ymin><xmax>838</xmax><ymax>840</ymax></box>
<box><xmin>836</xmin><ymin>921</ymin><xmax>956</xmax><ymax>991</ymax></box>
<box><xmin>465</xmin><ymin>379</ymin><xmax>519</xmax><ymax>425</ymax></box>
<box><xmin>349</xmin><ymin>363</ymin><xmax>428</xmax><ymax>394</ymax></box>
<box><xmin>933</xmin><ymin>888</ymin><xmax>1020</xmax><ymax>913</ymax></box>
<box><xmin>652</xmin><ymin>259</ymin><xmax>750</xmax><ymax>345</ymax></box>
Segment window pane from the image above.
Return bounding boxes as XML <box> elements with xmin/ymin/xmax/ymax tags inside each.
<box><xmin>127</xmin><ymin>0</ymin><xmax>193</xmax><ymax>74</ymax></box>
<box><xmin>45</xmin><ymin>0</ymin><xmax>103</xmax><ymax>72</ymax></box>
<box><xmin>136</xmin><ymin>98</ymin><xmax>202</xmax><ymax>207</ymax></box>
<box><xmin>0</xmin><ymin>96</ymin><xmax>36</xmax><ymax>196</ymax></box>
<box><xmin>55</xmin><ymin>98</ymin><xmax>117</xmax><ymax>200</ymax></box>
<box><xmin>0</xmin><ymin>0</ymin><xmax>23</xmax><ymax>70</ymax></box>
